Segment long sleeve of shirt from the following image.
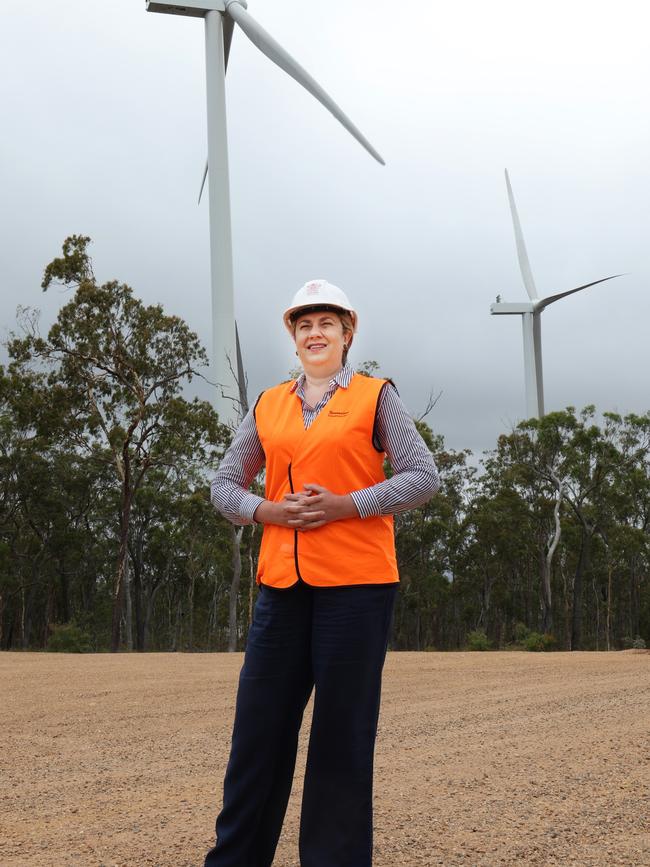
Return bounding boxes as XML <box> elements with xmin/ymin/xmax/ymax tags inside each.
<box><xmin>349</xmin><ymin>384</ymin><xmax>441</xmax><ymax>518</ymax></box>
<box><xmin>210</xmin><ymin>375</ymin><xmax>441</xmax><ymax>526</ymax></box>
<box><xmin>210</xmin><ymin>408</ymin><xmax>266</xmax><ymax>526</ymax></box>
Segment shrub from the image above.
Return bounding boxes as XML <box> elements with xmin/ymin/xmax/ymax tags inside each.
<box><xmin>466</xmin><ymin>629</ymin><xmax>492</xmax><ymax>651</ymax></box>
<box><xmin>47</xmin><ymin>623</ymin><xmax>92</xmax><ymax>653</ymax></box>
<box><xmin>513</xmin><ymin>622</ymin><xmax>530</xmax><ymax>644</ymax></box>
<box><xmin>523</xmin><ymin>631</ymin><xmax>556</xmax><ymax>652</ymax></box>
<box><xmin>632</xmin><ymin>636</ymin><xmax>647</xmax><ymax>650</ymax></box>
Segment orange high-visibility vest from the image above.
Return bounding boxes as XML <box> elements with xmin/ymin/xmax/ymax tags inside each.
<box><xmin>254</xmin><ymin>373</ymin><xmax>399</xmax><ymax>588</ymax></box>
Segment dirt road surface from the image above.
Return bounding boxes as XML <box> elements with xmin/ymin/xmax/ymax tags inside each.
<box><xmin>2</xmin><ymin>651</ymin><xmax>649</xmax><ymax>866</ymax></box>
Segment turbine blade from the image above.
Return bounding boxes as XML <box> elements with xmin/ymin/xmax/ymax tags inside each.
<box><xmin>223</xmin><ymin>14</ymin><xmax>234</xmax><ymax>69</ymax></box>
<box><xmin>537</xmin><ymin>274</ymin><xmax>622</xmax><ymax>311</ymax></box>
<box><xmin>225</xmin><ymin>0</ymin><xmax>385</xmax><ymax>165</ymax></box>
<box><xmin>235</xmin><ymin>321</ymin><xmax>249</xmax><ymax>416</ymax></box>
<box><xmin>505</xmin><ymin>169</ymin><xmax>538</xmax><ymax>301</ymax></box>
<box><xmin>198</xmin><ymin>159</ymin><xmax>209</xmax><ymax>204</ymax></box>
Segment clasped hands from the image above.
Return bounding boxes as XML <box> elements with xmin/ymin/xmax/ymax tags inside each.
<box><xmin>255</xmin><ymin>484</ymin><xmax>358</xmax><ymax>531</ymax></box>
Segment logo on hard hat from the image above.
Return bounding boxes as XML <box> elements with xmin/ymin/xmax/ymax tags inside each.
<box><xmin>305</xmin><ymin>281</ymin><xmax>322</xmax><ymax>295</ymax></box>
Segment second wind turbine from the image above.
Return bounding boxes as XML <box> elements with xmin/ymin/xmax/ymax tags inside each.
<box><xmin>491</xmin><ymin>169</ymin><xmax>619</xmax><ymax>419</ymax></box>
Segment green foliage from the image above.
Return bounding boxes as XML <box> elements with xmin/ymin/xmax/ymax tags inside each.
<box><xmin>466</xmin><ymin>629</ymin><xmax>492</xmax><ymax>651</ymax></box>
<box><xmin>41</xmin><ymin>234</ymin><xmax>94</xmax><ymax>291</ymax></box>
<box><xmin>511</xmin><ymin>623</ymin><xmax>556</xmax><ymax>651</ymax></box>
<box><xmin>47</xmin><ymin>623</ymin><xmax>92</xmax><ymax>653</ymax></box>
<box><xmin>523</xmin><ymin>632</ymin><xmax>556</xmax><ymax>652</ymax></box>
<box><xmin>513</xmin><ymin>622</ymin><xmax>530</xmax><ymax>643</ymax></box>
<box><xmin>632</xmin><ymin>636</ymin><xmax>646</xmax><ymax>649</ymax></box>
<box><xmin>356</xmin><ymin>359</ymin><xmax>381</xmax><ymax>377</ymax></box>
<box><xmin>2</xmin><ymin>237</ymin><xmax>228</xmax><ymax>653</ymax></box>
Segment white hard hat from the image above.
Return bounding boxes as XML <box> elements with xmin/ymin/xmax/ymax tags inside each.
<box><xmin>283</xmin><ymin>280</ymin><xmax>358</xmax><ymax>333</ymax></box>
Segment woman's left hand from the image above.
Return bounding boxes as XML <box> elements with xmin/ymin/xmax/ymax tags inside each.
<box><xmin>283</xmin><ymin>484</ymin><xmax>358</xmax><ymax>531</ymax></box>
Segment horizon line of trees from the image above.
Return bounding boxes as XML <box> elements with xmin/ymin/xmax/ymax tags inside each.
<box><xmin>1</xmin><ymin>238</ymin><xmax>648</xmax><ymax>652</ymax></box>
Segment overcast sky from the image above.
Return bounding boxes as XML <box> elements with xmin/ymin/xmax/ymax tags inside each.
<box><xmin>2</xmin><ymin>0</ymin><xmax>649</xmax><ymax>455</ymax></box>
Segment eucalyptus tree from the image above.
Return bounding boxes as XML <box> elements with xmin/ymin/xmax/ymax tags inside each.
<box><xmin>596</xmin><ymin>411</ymin><xmax>650</xmax><ymax>646</ymax></box>
<box><xmin>482</xmin><ymin>409</ymin><xmax>619</xmax><ymax>645</ymax></box>
<box><xmin>0</xmin><ymin>362</ymin><xmax>78</xmax><ymax>647</ymax></box>
<box><xmin>8</xmin><ymin>236</ymin><xmax>225</xmax><ymax>651</ymax></box>
<box><xmin>127</xmin><ymin>469</ymin><xmax>232</xmax><ymax>650</ymax></box>
<box><xmin>555</xmin><ymin>407</ymin><xmax>625</xmax><ymax>649</ymax></box>
<box><xmin>484</xmin><ymin>412</ymin><xmax>580</xmax><ymax>636</ymax></box>
<box><xmin>462</xmin><ymin>475</ymin><xmax>537</xmax><ymax>645</ymax></box>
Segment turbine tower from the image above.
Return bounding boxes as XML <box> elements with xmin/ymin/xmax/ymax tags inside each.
<box><xmin>491</xmin><ymin>169</ymin><xmax>619</xmax><ymax>419</ymax></box>
<box><xmin>147</xmin><ymin>1</ymin><xmax>384</xmax><ymax>428</ymax></box>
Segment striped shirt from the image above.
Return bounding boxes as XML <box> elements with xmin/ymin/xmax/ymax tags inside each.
<box><xmin>211</xmin><ymin>364</ymin><xmax>441</xmax><ymax>525</ymax></box>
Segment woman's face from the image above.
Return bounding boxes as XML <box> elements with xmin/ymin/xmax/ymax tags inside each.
<box><xmin>293</xmin><ymin>311</ymin><xmax>346</xmax><ymax>374</ymax></box>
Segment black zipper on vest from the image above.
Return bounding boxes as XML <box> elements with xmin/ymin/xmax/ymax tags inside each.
<box><xmin>287</xmin><ymin>462</ymin><xmax>304</xmax><ymax>583</ymax></box>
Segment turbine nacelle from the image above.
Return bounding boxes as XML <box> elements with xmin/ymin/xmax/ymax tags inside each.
<box><xmin>147</xmin><ymin>1</ymin><xmax>226</xmax><ymax>16</ymax></box>
<box><xmin>491</xmin><ymin>274</ymin><xmax>620</xmax><ymax>318</ymax></box>
<box><xmin>491</xmin><ymin>301</ymin><xmax>535</xmax><ymax>315</ymax></box>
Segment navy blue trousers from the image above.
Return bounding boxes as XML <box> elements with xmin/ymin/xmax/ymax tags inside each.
<box><xmin>204</xmin><ymin>580</ymin><xmax>397</xmax><ymax>867</ymax></box>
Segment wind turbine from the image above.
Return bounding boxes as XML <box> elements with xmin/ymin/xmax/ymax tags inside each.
<box><xmin>490</xmin><ymin>169</ymin><xmax>619</xmax><ymax>419</ymax></box>
<box><xmin>146</xmin><ymin>1</ymin><xmax>384</xmax><ymax>428</ymax></box>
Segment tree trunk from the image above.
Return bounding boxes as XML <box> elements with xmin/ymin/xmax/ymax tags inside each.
<box><xmin>592</xmin><ymin>578</ymin><xmax>600</xmax><ymax>650</ymax></box>
<box><xmin>124</xmin><ymin>555</ymin><xmax>133</xmax><ymax>651</ymax></box>
<box><xmin>209</xmin><ymin>573</ymin><xmax>220</xmax><ymax>649</ymax></box>
<box><xmin>111</xmin><ymin>491</ymin><xmax>133</xmax><ymax>652</ymax></box>
<box><xmin>228</xmin><ymin>525</ymin><xmax>243</xmax><ymax>652</ymax></box>
<box><xmin>571</xmin><ymin>526</ymin><xmax>592</xmax><ymax>651</ymax></box>
<box><xmin>44</xmin><ymin>579</ymin><xmax>56</xmax><ymax>647</ymax></box>
<box><xmin>606</xmin><ymin>559</ymin><xmax>612</xmax><ymax>651</ymax></box>
<box><xmin>22</xmin><ymin>568</ymin><xmax>41</xmax><ymax>649</ymax></box>
<box><xmin>479</xmin><ymin>569</ymin><xmax>492</xmax><ymax>630</ymax></box>
<box><xmin>130</xmin><ymin>538</ymin><xmax>144</xmax><ymax>651</ymax></box>
<box><xmin>539</xmin><ymin>547</ymin><xmax>553</xmax><ymax>635</ymax></box>
<box><xmin>560</xmin><ymin>554</ymin><xmax>572</xmax><ymax>650</ymax></box>
<box><xmin>187</xmin><ymin>571</ymin><xmax>195</xmax><ymax>652</ymax></box>
<box><xmin>20</xmin><ymin>584</ymin><xmax>26</xmax><ymax>648</ymax></box>
<box><xmin>540</xmin><ymin>476</ymin><xmax>563</xmax><ymax>635</ymax></box>
<box><xmin>59</xmin><ymin>557</ymin><xmax>70</xmax><ymax>624</ymax></box>
<box><xmin>143</xmin><ymin>578</ymin><xmax>164</xmax><ymax>652</ymax></box>
<box><xmin>630</xmin><ymin>558</ymin><xmax>640</xmax><ymax>639</ymax></box>
<box><xmin>173</xmin><ymin>598</ymin><xmax>182</xmax><ymax>651</ymax></box>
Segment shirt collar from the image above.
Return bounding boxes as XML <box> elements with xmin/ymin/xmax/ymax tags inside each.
<box><xmin>289</xmin><ymin>363</ymin><xmax>354</xmax><ymax>393</ymax></box>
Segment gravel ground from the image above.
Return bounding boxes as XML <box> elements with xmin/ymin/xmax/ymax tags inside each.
<box><xmin>1</xmin><ymin>650</ymin><xmax>649</xmax><ymax>866</ymax></box>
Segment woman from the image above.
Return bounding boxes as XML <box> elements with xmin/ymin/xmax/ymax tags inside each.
<box><xmin>204</xmin><ymin>279</ymin><xmax>440</xmax><ymax>867</ymax></box>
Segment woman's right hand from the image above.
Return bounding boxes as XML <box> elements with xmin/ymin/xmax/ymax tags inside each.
<box><xmin>253</xmin><ymin>495</ymin><xmax>325</xmax><ymax>529</ymax></box>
